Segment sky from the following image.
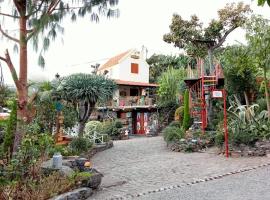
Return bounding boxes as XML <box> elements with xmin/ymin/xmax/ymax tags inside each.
<box><xmin>1</xmin><ymin>0</ymin><xmax>270</xmax><ymax>86</ymax></box>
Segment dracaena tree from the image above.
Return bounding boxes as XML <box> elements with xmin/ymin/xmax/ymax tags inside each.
<box><xmin>163</xmin><ymin>2</ymin><xmax>251</xmax><ymax>72</ymax></box>
<box><xmin>0</xmin><ymin>0</ymin><xmax>119</xmax><ymax>151</ymax></box>
<box><xmin>57</xmin><ymin>73</ymin><xmax>116</xmax><ymax>136</ymax></box>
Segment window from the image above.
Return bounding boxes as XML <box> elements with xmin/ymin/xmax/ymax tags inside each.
<box><xmin>130</xmin><ymin>88</ymin><xmax>139</xmax><ymax>96</ymax></box>
<box><xmin>131</xmin><ymin>63</ymin><xmax>139</xmax><ymax>74</ymax></box>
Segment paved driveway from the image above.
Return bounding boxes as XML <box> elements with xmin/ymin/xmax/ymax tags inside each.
<box><xmin>138</xmin><ymin>165</ymin><xmax>270</xmax><ymax>200</ymax></box>
<box><xmin>90</xmin><ymin>136</ymin><xmax>269</xmax><ymax>200</ymax></box>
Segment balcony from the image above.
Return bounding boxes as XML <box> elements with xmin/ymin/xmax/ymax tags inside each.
<box><xmin>109</xmin><ymin>96</ymin><xmax>156</xmax><ymax>107</ymax></box>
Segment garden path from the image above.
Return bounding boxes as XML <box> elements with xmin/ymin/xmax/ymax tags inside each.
<box><xmin>90</xmin><ymin>136</ymin><xmax>269</xmax><ymax>200</ymax></box>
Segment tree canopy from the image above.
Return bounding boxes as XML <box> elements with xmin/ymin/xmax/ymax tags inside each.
<box><xmin>57</xmin><ymin>73</ymin><xmax>116</xmax><ymax>136</ymax></box>
<box><xmin>0</xmin><ymin>0</ymin><xmax>119</xmax><ymax>150</ymax></box>
<box><xmin>221</xmin><ymin>45</ymin><xmax>258</xmax><ymax>105</ymax></box>
<box><xmin>147</xmin><ymin>54</ymin><xmax>195</xmax><ymax>83</ymax></box>
<box><xmin>163</xmin><ymin>2</ymin><xmax>251</xmax><ymax>72</ymax></box>
<box><xmin>157</xmin><ymin>68</ymin><xmax>186</xmax><ymax>106</ymax></box>
<box><xmin>245</xmin><ymin>15</ymin><xmax>270</xmax><ymax>118</ymax></box>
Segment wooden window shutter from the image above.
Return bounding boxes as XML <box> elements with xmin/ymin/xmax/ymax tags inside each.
<box><xmin>131</xmin><ymin>63</ymin><xmax>139</xmax><ymax>74</ymax></box>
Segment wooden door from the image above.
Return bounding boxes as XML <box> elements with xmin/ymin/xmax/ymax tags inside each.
<box><xmin>136</xmin><ymin>112</ymin><xmax>148</xmax><ymax>134</ymax></box>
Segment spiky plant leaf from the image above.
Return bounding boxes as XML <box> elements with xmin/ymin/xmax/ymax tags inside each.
<box><xmin>38</xmin><ymin>54</ymin><xmax>45</xmax><ymax>68</ymax></box>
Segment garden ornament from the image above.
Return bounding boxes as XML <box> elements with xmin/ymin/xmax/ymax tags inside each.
<box><xmin>125</xmin><ymin>129</ymin><xmax>129</xmax><ymax>136</ymax></box>
<box><xmin>84</xmin><ymin>161</ymin><xmax>92</xmax><ymax>168</ymax></box>
<box><xmin>52</xmin><ymin>152</ymin><xmax>62</xmax><ymax>169</ymax></box>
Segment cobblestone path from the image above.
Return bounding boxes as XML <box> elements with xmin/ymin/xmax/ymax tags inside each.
<box><xmin>90</xmin><ymin>136</ymin><xmax>269</xmax><ymax>200</ymax></box>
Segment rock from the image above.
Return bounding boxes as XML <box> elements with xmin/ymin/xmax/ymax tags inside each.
<box><xmin>81</xmin><ymin>169</ymin><xmax>103</xmax><ymax>189</ymax></box>
<box><xmin>260</xmin><ymin>143</ymin><xmax>270</xmax><ymax>151</ymax></box>
<box><xmin>231</xmin><ymin>151</ymin><xmax>241</xmax><ymax>158</ymax></box>
<box><xmin>60</xmin><ymin>165</ymin><xmax>75</xmax><ymax>177</ymax></box>
<box><xmin>50</xmin><ymin>187</ymin><xmax>93</xmax><ymax>200</ymax></box>
<box><xmin>41</xmin><ymin>160</ymin><xmax>74</xmax><ymax>177</ymax></box>
<box><xmin>75</xmin><ymin>158</ymin><xmax>89</xmax><ymax>171</ymax></box>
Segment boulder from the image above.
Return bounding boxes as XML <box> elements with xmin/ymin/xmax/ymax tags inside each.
<box><xmin>41</xmin><ymin>160</ymin><xmax>74</xmax><ymax>177</ymax></box>
<box><xmin>81</xmin><ymin>169</ymin><xmax>103</xmax><ymax>189</ymax></box>
<box><xmin>50</xmin><ymin>187</ymin><xmax>93</xmax><ymax>200</ymax></box>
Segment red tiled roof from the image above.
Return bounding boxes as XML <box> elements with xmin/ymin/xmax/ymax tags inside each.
<box><xmin>114</xmin><ymin>80</ymin><xmax>158</xmax><ymax>87</ymax></box>
<box><xmin>98</xmin><ymin>50</ymin><xmax>131</xmax><ymax>71</ymax></box>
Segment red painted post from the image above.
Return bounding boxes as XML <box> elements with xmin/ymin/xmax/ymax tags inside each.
<box><xmin>223</xmin><ymin>89</ymin><xmax>229</xmax><ymax>158</ymax></box>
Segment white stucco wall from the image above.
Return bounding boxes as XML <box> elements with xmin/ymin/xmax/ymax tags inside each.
<box><xmin>118</xmin><ymin>55</ymin><xmax>149</xmax><ymax>83</ymax></box>
<box><xmin>98</xmin><ymin>64</ymin><xmax>120</xmax><ymax>80</ymax></box>
<box><xmin>98</xmin><ymin>50</ymin><xmax>149</xmax><ymax>83</ymax></box>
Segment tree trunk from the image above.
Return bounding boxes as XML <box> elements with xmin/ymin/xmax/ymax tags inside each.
<box><xmin>13</xmin><ymin>16</ymin><xmax>28</xmax><ymax>153</ymax></box>
<box><xmin>244</xmin><ymin>91</ymin><xmax>249</xmax><ymax>106</ymax></box>
<box><xmin>77</xmin><ymin>101</ymin><xmax>94</xmax><ymax>137</ymax></box>
<box><xmin>207</xmin><ymin>48</ymin><xmax>214</xmax><ymax>75</ymax></box>
<box><xmin>78</xmin><ymin>121</ymin><xmax>86</xmax><ymax>137</ymax></box>
<box><xmin>263</xmin><ymin>68</ymin><xmax>270</xmax><ymax>119</ymax></box>
<box><xmin>207</xmin><ymin>49</ymin><xmax>214</xmax><ymax>125</ymax></box>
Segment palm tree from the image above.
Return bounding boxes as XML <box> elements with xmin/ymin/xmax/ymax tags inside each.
<box><xmin>57</xmin><ymin>73</ymin><xmax>116</xmax><ymax>136</ymax></box>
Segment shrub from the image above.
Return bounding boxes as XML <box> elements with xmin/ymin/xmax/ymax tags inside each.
<box><xmin>162</xmin><ymin>126</ymin><xmax>185</xmax><ymax>143</ymax></box>
<box><xmin>101</xmin><ymin>120</ymin><xmax>123</xmax><ymax>137</ymax></box>
<box><xmin>169</xmin><ymin>121</ymin><xmax>180</xmax><ymax>128</ymax></box>
<box><xmin>0</xmin><ymin>171</ymin><xmax>91</xmax><ymax>200</ymax></box>
<box><xmin>227</xmin><ymin>104</ymin><xmax>270</xmax><ymax>146</ymax></box>
<box><xmin>69</xmin><ymin>137</ymin><xmax>92</xmax><ymax>154</ymax></box>
<box><xmin>0</xmin><ymin>119</ymin><xmax>7</xmax><ymax>144</ymax></box>
<box><xmin>85</xmin><ymin>121</ymin><xmax>102</xmax><ymax>136</ymax></box>
<box><xmin>3</xmin><ymin>99</ymin><xmax>17</xmax><ymax>158</ymax></box>
<box><xmin>215</xmin><ymin>131</ymin><xmax>225</xmax><ymax>147</ymax></box>
<box><xmin>49</xmin><ymin>145</ymin><xmax>74</xmax><ymax>157</ymax></box>
<box><xmin>114</xmin><ymin>120</ymin><xmax>123</xmax><ymax>129</ymax></box>
<box><xmin>256</xmin><ymin>98</ymin><xmax>267</xmax><ymax>113</ymax></box>
<box><xmin>175</xmin><ymin>106</ymin><xmax>184</xmax><ymax>124</ymax></box>
<box><xmin>0</xmin><ymin>132</ymin><xmax>54</xmax><ymax>186</ymax></box>
<box><xmin>182</xmin><ymin>89</ymin><xmax>191</xmax><ymax>130</ymax></box>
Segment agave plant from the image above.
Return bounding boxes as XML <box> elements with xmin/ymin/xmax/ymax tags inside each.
<box><xmin>57</xmin><ymin>73</ymin><xmax>116</xmax><ymax>136</ymax></box>
<box><xmin>228</xmin><ymin>103</ymin><xmax>270</xmax><ymax>145</ymax></box>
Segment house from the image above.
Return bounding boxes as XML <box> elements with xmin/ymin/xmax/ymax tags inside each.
<box><xmin>97</xmin><ymin>49</ymin><xmax>158</xmax><ymax>135</ymax></box>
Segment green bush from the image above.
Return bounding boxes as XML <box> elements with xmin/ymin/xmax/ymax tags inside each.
<box><xmin>256</xmin><ymin>98</ymin><xmax>267</xmax><ymax>113</ymax></box>
<box><xmin>69</xmin><ymin>137</ymin><xmax>92</xmax><ymax>154</ymax></box>
<box><xmin>227</xmin><ymin>104</ymin><xmax>270</xmax><ymax>146</ymax></box>
<box><xmin>101</xmin><ymin>120</ymin><xmax>123</xmax><ymax>137</ymax></box>
<box><xmin>114</xmin><ymin>120</ymin><xmax>123</xmax><ymax>129</ymax></box>
<box><xmin>49</xmin><ymin>145</ymin><xmax>74</xmax><ymax>157</ymax></box>
<box><xmin>169</xmin><ymin>121</ymin><xmax>180</xmax><ymax>128</ymax></box>
<box><xmin>182</xmin><ymin>89</ymin><xmax>191</xmax><ymax>130</ymax></box>
<box><xmin>3</xmin><ymin>99</ymin><xmax>17</xmax><ymax>157</ymax></box>
<box><xmin>215</xmin><ymin>131</ymin><xmax>225</xmax><ymax>147</ymax></box>
<box><xmin>162</xmin><ymin>126</ymin><xmax>185</xmax><ymax>143</ymax></box>
<box><xmin>1</xmin><ymin>132</ymin><xmax>54</xmax><ymax>185</ymax></box>
<box><xmin>0</xmin><ymin>119</ymin><xmax>7</xmax><ymax>144</ymax></box>
<box><xmin>175</xmin><ymin>106</ymin><xmax>184</xmax><ymax>124</ymax></box>
<box><xmin>85</xmin><ymin>121</ymin><xmax>102</xmax><ymax>136</ymax></box>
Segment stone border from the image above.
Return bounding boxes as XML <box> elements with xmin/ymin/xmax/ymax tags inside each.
<box><xmin>50</xmin><ymin>187</ymin><xmax>93</xmax><ymax>200</ymax></box>
<box><xmin>84</xmin><ymin>141</ymin><xmax>113</xmax><ymax>159</ymax></box>
<box><xmin>108</xmin><ymin>162</ymin><xmax>270</xmax><ymax>200</ymax></box>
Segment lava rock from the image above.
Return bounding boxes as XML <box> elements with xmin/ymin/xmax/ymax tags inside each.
<box><xmin>50</xmin><ymin>187</ymin><xmax>93</xmax><ymax>200</ymax></box>
<box><xmin>81</xmin><ymin>169</ymin><xmax>103</xmax><ymax>189</ymax></box>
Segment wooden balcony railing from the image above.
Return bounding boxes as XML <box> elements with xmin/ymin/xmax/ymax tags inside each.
<box><xmin>110</xmin><ymin>96</ymin><xmax>156</xmax><ymax>107</ymax></box>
